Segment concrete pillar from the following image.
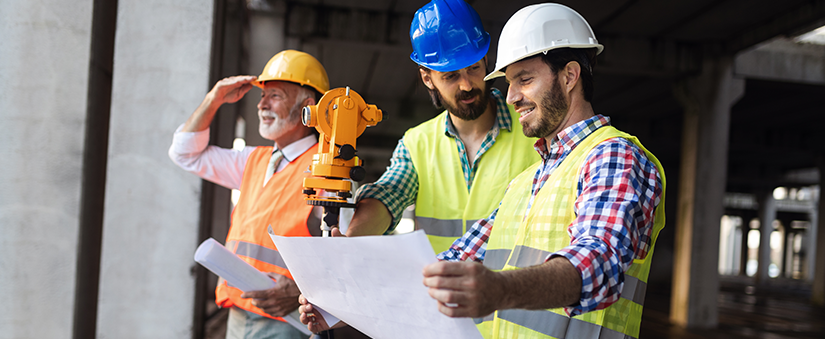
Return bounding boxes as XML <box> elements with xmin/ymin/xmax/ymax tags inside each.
<box><xmin>756</xmin><ymin>193</ymin><xmax>777</xmax><ymax>284</ymax></box>
<box><xmin>0</xmin><ymin>1</ymin><xmax>93</xmax><ymax>338</ymax></box>
<box><xmin>95</xmin><ymin>0</ymin><xmax>214</xmax><ymax>337</ymax></box>
<box><xmin>670</xmin><ymin>57</ymin><xmax>745</xmax><ymax>328</ymax></box>
<box><xmin>807</xmin><ymin>201</ymin><xmax>818</xmax><ymax>283</ymax></box>
<box><xmin>72</xmin><ymin>0</ymin><xmax>118</xmax><ymax>337</ymax></box>
<box><xmin>739</xmin><ymin>212</ymin><xmax>754</xmax><ymax>276</ymax></box>
<box><xmin>242</xmin><ymin>1</ymin><xmax>289</xmax><ymax>147</ymax></box>
<box><xmin>813</xmin><ymin>157</ymin><xmax>825</xmax><ymax>306</ymax></box>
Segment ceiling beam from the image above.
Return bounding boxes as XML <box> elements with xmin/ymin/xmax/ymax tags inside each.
<box><xmin>597</xmin><ymin>35</ymin><xmax>703</xmax><ymax>77</ymax></box>
<box><xmin>724</xmin><ymin>0</ymin><xmax>825</xmax><ymax>54</ymax></box>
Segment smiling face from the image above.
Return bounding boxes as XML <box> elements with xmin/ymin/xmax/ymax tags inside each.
<box><xmin>420</xmin><ymin>58</ymin><xmax>491</xmax><ymax>121</ymax></box>
<box><xmin>505</xmin><ymin>56</ymin><xmax>570</xmax><ymax>138</ymax></box>
<box><xmin>256</xmin><ymin>81</ymin><xmax>308</xmax><ymax>142</ymax></box>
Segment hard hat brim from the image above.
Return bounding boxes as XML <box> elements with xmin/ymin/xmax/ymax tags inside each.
<box><xmin>484</xmin><ymin>44</ymin><xmax>603</xmax><ymax>81</ymax></box>
<box><xmin>251</xmin><ymin>78</ymin><xmax>326</xmax><ymax>95</ymax></box>
<box><xmin>410</xmin><ymin>37</ymin><xmax>490</xmax><ymax>73</ymax></box>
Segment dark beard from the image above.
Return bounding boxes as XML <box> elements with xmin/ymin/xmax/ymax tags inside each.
<box><xmin>432</xmin><ymin>83</ymin><xmax>491</xmax><ymax>121</ymax></box>
<box><xmin>520</xmin><ymin>79</ymin><xmax>568</xmax><ymax>138</ymax></box>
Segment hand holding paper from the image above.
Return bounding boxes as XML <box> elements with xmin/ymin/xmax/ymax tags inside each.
<box><xmin>193</xmin><ymin>238</ymin><xmax>310</xmax><ymax>335</ymax></box>
<box><xmin>268</xmin><ymin>230</ymin><xmax>482</xmax><ymax>339</ymax></box>
<box><xmin>194</xmin><ymin>238</ymin><xmax>276</xmax><ymax>292</ymax></box>
<box><xmin>298</xmin><ymin>294</ymin><xmax>343</xmax><ymax>333</ymax></box>
<box><xmin>423</xmin><ymin>260</ymin><xmax>503</xmax><ymax>318</ymax></box>
<box><xmin>240</xmin><ymin>271</ymin><xmax>301</xmax><ymax>318</ymax></box>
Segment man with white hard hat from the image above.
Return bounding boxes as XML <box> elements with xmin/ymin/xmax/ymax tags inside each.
<box><xmin>422</xmin><ymin>4</ymin><xmax>666</xmax><ymax>339</ymax></box>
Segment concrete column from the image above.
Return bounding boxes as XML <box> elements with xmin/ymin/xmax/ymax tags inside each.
<box><xmin>95</xmin><ymin>0</ymin><xmax>214</xmax><ymax>338</ymax></box>
<box><xmin>813</xmin><ymin>157</ymin><xmax>825</xmax><ymax>306</ymax></box>
<box><xmin>670</xmin><ymin>56</ymin><xmax>745</xmax><ymax>328</ymax></box>
<box><xmin>0</xmin><ymin>1</ymin><xmax>93</xmax><ymax>338</ymax></box>
<box><xmin>756</xmin><ymin>193</ymin><xmax>777</xmax><ymax>284</ymax></box>
<box><xmin>807</xmin><ymin>202</ymin><xmax>818</xmax><ymax>283</ymax></box>
<box><xmin>739</xmin><ymin>211</ymin><xmax>753</xmax><ymax>276</ymax></box>
<box><xmin>242</xmin><ymin>1</ymin><xmax>288</xmax><ymax>147</ymax></box>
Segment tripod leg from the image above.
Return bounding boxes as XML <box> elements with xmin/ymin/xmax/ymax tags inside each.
<box><xmin>321</xmin><ymin>206</ymin><xmax>340</xmax><ymax>237</ymax></box>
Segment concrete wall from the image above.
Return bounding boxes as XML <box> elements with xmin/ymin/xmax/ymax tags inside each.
<box><xmin>241</xmin><ymin>4</ymin><xmax>289</xmax><ymax>148</ymax></box>
<box><xmin>735</xmin><ymin>38</ymin><xmax>825</xmax><ymax>85</ymax></box>
<box><xmin>95</xmin><ymin>0</ymin><xmax>213</xmax><ymax>337</ymax></box>
<box><xmin>0</xmin><ymin>1</ymin><xmax>93</xmax><ymax>338</ymax></box>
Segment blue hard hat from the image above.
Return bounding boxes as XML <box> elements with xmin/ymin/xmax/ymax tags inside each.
<box><xmin>409</xmin><ymin>0</ymin><xmax>490</xmax><ymax>72</ymax></box>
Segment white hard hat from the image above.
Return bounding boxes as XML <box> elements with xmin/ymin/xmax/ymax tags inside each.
<box><xmin>484</xmin><ymin>3</ymin><xmax>603</xmax><ymax>81</ymax></box>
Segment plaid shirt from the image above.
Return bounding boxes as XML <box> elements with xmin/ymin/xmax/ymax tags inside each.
<box><xmin>437</xmin><ymin>115</ymin><xmax>663</xmax><ymax>316</ymax></box>
<box><xmin>355</xmin><ymin>88</ymin><xmax>513</xmax><ymax>230</ymax></box>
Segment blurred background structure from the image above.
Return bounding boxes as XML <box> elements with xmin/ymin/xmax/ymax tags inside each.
<box><xmin>2</xmin><ymin>0</ymin><xmax>825</xmax><ymax>338</ymax></box>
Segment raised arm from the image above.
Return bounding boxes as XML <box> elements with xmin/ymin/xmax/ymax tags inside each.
<box><xmin>168</xmin><ymin>75</ymin><xmax>259</xmax><ymax>190</ymax></box>
<box><xmin>182</xmin><ymin>75</ymin><xmax>257</xmax><ymax>132</ymax></box>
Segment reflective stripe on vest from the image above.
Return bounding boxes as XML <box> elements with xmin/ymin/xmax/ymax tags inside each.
<box><xmin>226</xmin><ymin>240</ymin><xmax>288</xmax><ymax>271</ymax></box>
<box><xmin>414</xmin><ymin>217</ymin><xmax>471</xmax><ymax>238</ymax></box>
<box><xmin>495</xmin><ymin>309</ymin><xmax>635</xmax><ymax>339</ymax></box>
<box><xmin>483</xmin><ymin>246</ymin><xmax>552</xmax><ymax>270</ymax></box>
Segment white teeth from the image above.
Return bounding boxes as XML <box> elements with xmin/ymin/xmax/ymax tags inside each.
<box><xmin>520</xmin><ymin>108</ymin><xmax>533</xmax><ymax>117</ymax></box>
<box><xmin>259</xmin><ymin>110</ymin><xmax>277</xmax><ymax>119</ymax></box>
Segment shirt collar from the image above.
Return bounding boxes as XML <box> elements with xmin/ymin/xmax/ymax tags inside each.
<box><xmin>443</xmin><ymin>88</ymin><xmax>512</xmax><ymax>138</ymax></box>
<box><xmin>533</xmin><ymin>114</ymin><xmax>611</xmax><ymax>160</ymax></box>
<box><xmin>274</xmin><ymin>134</ymin><xmax>317</xmax><ymax>163</ymax></box>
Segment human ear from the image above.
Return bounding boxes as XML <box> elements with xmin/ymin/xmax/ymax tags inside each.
<box><xmin>563</xmin><ymin>61</ymin><xmax>581</xmax><ymax>94</ymax></box>
<box><xmin>419</xmin><ymin>68</ymin><xmax>435</xmax><ymax>90</ymax></box>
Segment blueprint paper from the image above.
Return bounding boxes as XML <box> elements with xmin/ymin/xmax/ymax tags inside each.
<box><xmin>268</xmin><ymin>230</ymin><xmax>482</xmax><ymax>339</ymax></box>
<box><xmin>193</xmin><ymin>238</ymin><xmax>310</xmax><ymax>335</ymax></box>
<box><xmin>194</xmin><ymin>238</ymin><xmax>276</xmax><ymax>292</ymax></box>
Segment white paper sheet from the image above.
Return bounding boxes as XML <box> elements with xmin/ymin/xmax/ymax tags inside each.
<box><xmin>268</xmin><ymin>230</ymin><xmax>482</xmax><ymax>339</ymax></box>
<box><xmin>193</xmin><ymin>238</ymin><xmax>310</xmax><ymax>335</ymax></box>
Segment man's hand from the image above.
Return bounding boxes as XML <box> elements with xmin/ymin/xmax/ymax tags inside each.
<box><xmin>346</xmin><ymin>198</ymin><xmax>392</xmax><ymax>237</ymax></box>
<box><xmin>209</xmin><ymin>75</ymin><xmax>257</xmax><ymax>106</ymax></box>
<box><xmin>422</xmin><ymin>261</ymin><xmax>506</xmax><ymax>318</ymax></box>
<box><xmin>298</xmin><ymin>294</ymin><xmax>346</xmax><ymax>333</ymax></box>
<box><xmin>330</xmin><ymin>226</ymin><xmax>344</xmax><ymax>237</ymax></box>
<box><xmin>240</xmin><ymin>272</ymin><xmax>301</xmax><ymax>318</ymax></box>
<box><xmin>182</xmin><ymin>75</ymin><xmax>257</xmax><ymax>132</ymax></box>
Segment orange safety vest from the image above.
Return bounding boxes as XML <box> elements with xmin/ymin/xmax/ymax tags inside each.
<box><xmin>215</xmin><ymin>145</ymin><xmax>316</xmax><ymax>320</ymax></box>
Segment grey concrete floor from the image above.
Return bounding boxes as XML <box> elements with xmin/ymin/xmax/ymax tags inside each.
<box><xmin>203</xmin><ymin>278</ymin><xmax>825</xmax><ymax>338</ymax></box>
<box><xmin>641</xmin><ymin>278</ymin><xmax>825</xmax><ymax>339</ymax></box>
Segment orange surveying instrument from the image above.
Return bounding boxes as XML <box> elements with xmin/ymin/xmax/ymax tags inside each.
<box><xmin>301</xmin><ymin>86</ymin><xmax>382</xmax><ymax>236</ymax></box>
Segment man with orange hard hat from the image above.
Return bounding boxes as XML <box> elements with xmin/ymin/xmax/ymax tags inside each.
<box><xmin>169</xmin><ymin>50</ymin><xmax>327</xmax><ymax>339</ymax></box>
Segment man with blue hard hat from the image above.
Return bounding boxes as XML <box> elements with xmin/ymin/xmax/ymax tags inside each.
<box><xmin>345</xmin><ymin>0</ymin><xmax>539</xmax><ymax>249</ymax></box>
<box><xmin>299</xmin><ymin>0</ymin><xmax>539</xmax><ymax>336</ymax></box>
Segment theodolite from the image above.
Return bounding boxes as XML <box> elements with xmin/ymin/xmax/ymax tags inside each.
<box><xmin>301</xmin><ymin>86</ymin><xmax>382</xmax><ymax>236</ymax></box>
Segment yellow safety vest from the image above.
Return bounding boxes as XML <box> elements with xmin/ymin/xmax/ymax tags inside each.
<box><xmin>406</xmin><ymin>106</ymin><xmax>539</xmax><ymax>254</ymax></box>
<box><xmin>406</xmin><ymin>106</ymin><xmax>539</xmax><ymax>336</ymax></box>
<box><xmin>486</xmin><ymin>126</ymin><xmax>666</xmax><ymax>339</ymax></box>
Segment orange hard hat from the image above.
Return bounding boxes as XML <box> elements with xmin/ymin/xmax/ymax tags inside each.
<box><xmin>253</xmin><ymin>50</ymin><xmax>330</xmax><ymax>93</ymax></box>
